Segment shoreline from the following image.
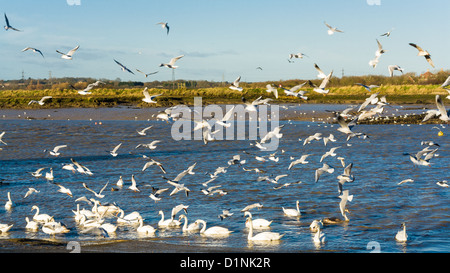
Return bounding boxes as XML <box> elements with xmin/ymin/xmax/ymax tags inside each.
<box><xmin>0</xmin><ymin>238</ymin><xmax>254</xmax><ymax>253</ymax></box>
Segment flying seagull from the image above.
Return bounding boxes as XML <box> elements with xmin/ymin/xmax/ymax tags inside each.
<box><xmin>136</xmin><ymin>69</ymin><xmax>158</xmax><ymax>78</ymax></box>
<box><xmin>375</xmin><ymin>39</ymin><xmax>387</xmax><ymax>57</ymax></box>
<box><xmin>28</xmin><ymin>96</ymin><xmax>52</xmax><ymax>106</ymax></box>
<box><xmin>289</xmin><ymin>53</ymin><xmax>308</xmax><ymax>59</ymax></box>
<box><xmin>156</xmin><ymin>22</ymin><xmax>169</xmax><ymax>35</ymax></box>
<box><xmin>160</xmin><ymin>55</ymin><xmax>184</xmax><ymax>69</ymax></box>
<box><xmin>114</xmin><ymin>59</ymin><xmax>135</xmax><ymax>74</ymax></box>
<box><xmin>4</xmin><ymin>13</ymin><xmax>21</xmax><ymax>31</ymax></box>
<box><xmin>142</xmin><ymin>87</ymin><xmax>162</xmax><ymax>103</ymax></box>
<box><xmin>56</xmin><ymin>45</ymin><xmax>79</xmax><ymax>60</ymax></box>
<box><xmin>314</xmin><ymin>63</ymin><xmax>327</xmax><ymax>79</ymax></box>
<box><xmin>324</xmin><ymin>22</ymin><xmax>343</xmax><ymax>35</ymax></box>
<box><xmin>229</xmin><ymin>76</ymin><xmax>243</xmax><ymax>91</ymax></box>
<box><xmin>409</xmin><ymin>43</ymin><xmax>435</xmax><ymax>68</ymax></box>
<box><xmin>380</xmin><ymin>28</ymin><xmax>394</xmax><ymax>37</ymax></box>
<box><xmin>388</xmin><ymin>65</ymin><xmax>404</xmax><ymax>77</ymax></box>
<box><xmin>22</xmin><ymin>47</ymin><xmax>44</xmax><ymax>58</ymax></box>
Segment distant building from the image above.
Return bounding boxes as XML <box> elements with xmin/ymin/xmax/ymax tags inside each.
<box><xmin>420</xmin><ymin>69</ymin><xmax>434</xmax><ymax>79</ymax></box>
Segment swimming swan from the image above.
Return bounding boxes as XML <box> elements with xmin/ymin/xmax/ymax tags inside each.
<box><xmin>136</xmin><ymin>216</ymin><xmax>156</xmax><ymax>235</ymax></box>
<box><xmin>244</xmin><ymin>211</ymin><xmax>272</xmax><ymax>228</ymax></box>
<box><xmin>116</xmin><ymin>209</ymin><xmax>141</xmax><ymax>225</ymax></box>
<box><xmin>195</xmin><ymin>219</ymin><xmax>233</xmax><ymax>237</ymax></box>
<box><xmin>4</xmin><ymin>192</ymin><xmax>12</xmax><ymax>211</ymax></box>
<box><xmin>158</xmin><ymin>210</ymin><xmax>181</xmax><ymax>228</ymax></box>
<box><xmin>245</xmin><ymin>212</ymin><xmax>283</xmax><ymax>241</ymax></box>
<box><xmin>395</xmin><ymin>223</ymin><xmax>408</xmax><ymax>242</ymax></box>
<box><xmin>282</xmin><ymin>200</ymin><xmax>301</xmax><ymax>217</ymax></box>
<box><xmin>313</xmin><ymin>227</ymin><xmax>326</xmax><ymax>244</ymax></box>
<box><xmin>0</xmin><ymin>223</ymin><xmax>13</xmax><ymax>233</ymax></box>
<box><xmin>31</xmin><ymin>205</ymin><xmax>53</xmax><ymax>223</ymax></box>
<box><xmin>310</xmin><ymin>219</ymin><xmax>324</xmax><ymax>232</ymax></box>
<box><xmin>179</xmin><ymin>214</ymin><xmax>200</xmax><ymax>232</ymax></box>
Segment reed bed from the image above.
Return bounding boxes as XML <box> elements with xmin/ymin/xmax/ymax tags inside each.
<box><xmin>0</xmin><ymin>84</ymin><xmax>446</xmax><ymax>109</ymax></box>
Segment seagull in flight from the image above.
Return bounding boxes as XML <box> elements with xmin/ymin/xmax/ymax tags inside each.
<box><xmin>56</xmin><ymin>45</ymin><xmax>79</xmax><ymax>60</ymax></box>
<box><xmin>380</xmin><ymin>28</ymin><xmax>394</xmax><ymax>37</ymax></box>
<box><xmin>409</xmin><ymin>43</ymin><xmax>435</xmax><ymax>68</ymax></box>
<box><xmin>314</xmin><ymin>63</ymin><xmax>327</xmax><ymax>79</ymax></box>
<box><xmin>289</xmin><ymin>53</ymin><xmax>308</xmax><ymax>59</ymax></box>
<box><xmin>375</xmin><ymin>39</ymin><xmax>387</xmax><ymax>57</ymax></box>
<box><xmin>324</xmin><ymin>22</ymin><xmax>343</xmax><ymax>35</ymax></box>
<box><xmin>229</xmin><ymin>76</ymin><xmax>243</xmax><ymax>92</ymax></box>
<box><xmin>4</xmin><ymin>13</ymin><xmax>21</xmax><ymax>31</ymax></box>
<box><xmin>156</xmin><ymin>22</ymin><xmax>170</xmax><ymax>35</ymax></box>
<box><xmin>388</xmin><ymin>65</ymin><xmax>404</xmax><ymax>77</ymax></box>
<box><xmin>160</xmin><ymin>55</ymin><xmax>184</xmax><ymax>69</ymax></box>
<box><xmin>28</xmin><ymin>96</ymin><xmax>52</xmax><ymax>106</ymax></box>
<box><xmin>114</xmin><ymin>59</ymin><xmax>135</xmax><ymax>74</ymax></box>
<box><xmin>48</xmin><ymin>145</ymin><xmax>67</xmax><ymax>156</ymax></box>
<box><xmin>136</xmin><ymin>69</ymin><xmax>158</xmax><ymax>78</ymax></box>
<box><xmin>310</xmin><ymin>71</ymin><xmax>333</xmax><ymax>94</ymax></box>
<box><xmin>142</xmin><ymin>87</ymin><xmax>162</xmax><ymax>103</ymax></box>
<box><xmin>355</xmin><ymin>83</ymin><xmax>379</xmax><ymax>92</ymax></box>
<box><xmin>22</xmin><ymin>47</ymin><xmax>44</xmax><ymax>58</ymax></box>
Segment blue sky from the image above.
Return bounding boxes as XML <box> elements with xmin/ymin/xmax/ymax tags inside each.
<box><xmin>1</xmin><ymin>0</ymin><xmax>449</xmax><ymax>83</ymax></box>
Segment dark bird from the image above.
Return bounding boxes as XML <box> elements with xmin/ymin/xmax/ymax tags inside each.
<box><xmin>4</xmin><ymin>13</ymin><xmax>21</xmax><ymax>31</ymax></box>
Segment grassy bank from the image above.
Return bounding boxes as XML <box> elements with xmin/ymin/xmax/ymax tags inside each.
<box><xmin>0</xmin><ymin>84</ymin><xmax>446</xmax><ymax>109</ymax></box>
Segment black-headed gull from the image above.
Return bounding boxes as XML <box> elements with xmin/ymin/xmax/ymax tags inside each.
<box><xmin>28</xmin><ymin>96</ymin><xmax>52</xmax><ymax>106</ymax></box>
<box><xmin>156</xmin><ymin>22</ymin><xmax>169</xmax><ymax>35</ymax></box>
<box><xmin>136</xmin><ymin>69</ymin><xmax>158</xmax><ymax>77</ymax></box>
<box><xmin>229</xmin><ymin>76</ymin><xmax>243</xmax><ymax>91</ymax></box>
<box><xmin>22</xmin><ymin>47</ymin><xmax>44</xmax><ymax>58</ymax></box>
<box><xmin>388</xmin><ymin>65</ymin><xmax>404</xmax><ymax>77</ymax></box>
<box><xmin>142</xmin><ymin>87</ymin><xmax>162</xmax><ymax>103</ymax></box>
<box><xmin>56</xmin><ymin>45</ymin><xmax>79</xmax><ymax>60</ymax></box>
<box><xmin>114</xmin><ymin>59</ymin><xmax>135</xmax><ymax>74</ymax></box>
<box><xmin>4</xmin><ymin>13</ymin><xmax>21</xmax><ymax>31</ymax></box>
<box><xmin>160</xmin><ymin>55</ymin><xmax>184</xmax><ymax>69</ymax></box>
<box><xmin>409</xmin><ymin>43</ymin><xmax>435</xmax><ymax>68</ymax></box>
<box><xmin>324</xmin><ymin>22</ymin><xmax>343</xmax><ymax>35</ymax></box>
<box><xmin>314</xmin><ymin>63</ymin><xmax>327</xmax><ymax>79</ymax></box>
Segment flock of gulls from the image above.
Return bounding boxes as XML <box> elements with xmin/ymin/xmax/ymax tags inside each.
<box><xmin>1</xmin><ymin>11</ymin><xmax>449</xmax><ymax>251</ymax></box>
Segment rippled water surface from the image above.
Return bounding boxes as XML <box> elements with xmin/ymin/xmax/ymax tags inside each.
<box><xmin>0</xmin><ymin>117</ymin><xmax>448</xmax><ymax>253</ymax></box>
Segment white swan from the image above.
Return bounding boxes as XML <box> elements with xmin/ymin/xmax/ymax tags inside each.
<box><xmin>245</xmin><ymin>212</ymin><xmax>283</xmax><ymax>241</ymax></box>
<box><xmin>4</xmin><ymin>192</ymin><xmax>12</xmax><ymax>210</ymax></box>
<box><xmin>309</xmin><ymin>219</ymin><xmax>323</xmax><ymax>232</ymax></box>
<box><xmin>157</xmin><ymin>210</ymin><xmax>181</xmax><ymax>228</ymax></box>
<box><xmin>31</xmin><ymin>205</ymin><xmax>53</xmax><ymax>223</ymax></box>
<box><xmin>25</xmin><ymin>217</ymin><xmax>39</xmax><ymax>232</ymax></box>
<box><xmin>91</xmin><ymin>199</ymin><xmax>120</xmax><ymax>217</ymax></box>
<box><xmin>78</xmin><ymin>214</ymin><xmax>104</xmax><ymax>229</ymax></box>
<box><xmin>100</xmin><ymin>223</ymin><xmax>117</xmax><ymax>234</ymax></box>
<box><xmin>0</xmin><ymin>223</ymin><xmax>13</xmax><ymax>233</ymax></box>
<box><xmin>179</xmin><ymin>214</ymin><xmax>200</xmax><ymax>232</ymax></box>
<box><xmin>42</xmin><ymin>221</ymin><xmax>70</xmax><ymax>235</ymax></box>
<box><xmin>313</xmin><ymin>227</ymin><xmax>326</xmax><ymax>244</ymax></box>
<box><xmin>116</xmin><ymin>209</ymin><xmax>141</xmax><ymax>225</ymax></box>
<box><xmin>395</xmin><ymin>223</ymin><xmax>408</xmax><ymax>242</ymax></box>
<box><xmin>244</xmin><ymin>211</ymin><xmax>272</xmax><ymax>229</ymax></box>
<box><xmin>136</xmin><ymin>216</ymin><xmax>156</xmax><ymax>236</ymax></box>
<box><xmin>282</xmin><ymin>200</ymin><xmax>301</xmax><ymax>217</ymax></box>
<box><xmin>195</xmin><ymin>219</ymin><xmax>232</xmax><ymax>237</ymax></box>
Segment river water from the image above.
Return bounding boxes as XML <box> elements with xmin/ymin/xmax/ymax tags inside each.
<box><xmin>0</xmin><ymin>107</ymin><xmax>448</xmax><ymax>253</ymax></box>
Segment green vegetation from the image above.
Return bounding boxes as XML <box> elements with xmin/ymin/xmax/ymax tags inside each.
<box><xmin>0</xmin><ymin>84</ymin><xmax>446</xmax><ymax>109</ymax></box>
<box><xmin>0</xmin><ymin>70</ymin><xmax>448</xmax><ymax>109</ymax></box>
